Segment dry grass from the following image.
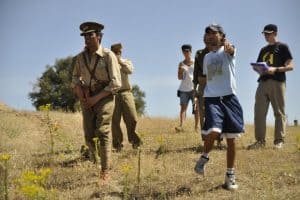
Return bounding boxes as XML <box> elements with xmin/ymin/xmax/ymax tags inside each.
<box><xmin>0</xmin><ymin>104</ymin><xmax>299</xmax><ymax>199</ymax></box>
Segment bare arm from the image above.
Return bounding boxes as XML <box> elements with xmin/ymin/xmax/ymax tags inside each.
<box><xmin>266</xmin><ymin>59</ymin><xmax>294</xmax><ymax>74</ymax></box>
<box><xmin>178</xmin><ymin>63</ymin><xmax>185</xmax><ymax>80</ymax></box>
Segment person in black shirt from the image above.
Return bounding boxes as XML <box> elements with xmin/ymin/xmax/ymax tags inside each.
<box><xmin>248</xmin><ymin>24</ymin><xmax>294</xmax><ymax>150</ymax></box>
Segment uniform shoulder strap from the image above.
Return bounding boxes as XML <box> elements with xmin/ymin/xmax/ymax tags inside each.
<box><xmin>82</xmin><ymin>52</ymin><xmax>100</xmax><ymax>88</ymax></box>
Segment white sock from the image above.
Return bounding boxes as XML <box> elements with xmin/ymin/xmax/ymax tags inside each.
<box><xmin>202</xmin><ymin>153</ymin><xmax>209</xmax><ymax>158</ymax></box>
<box><xmin>227</xmin><ymin>168</ymin><xmax>234</xmax><ymax>175</ymax></box>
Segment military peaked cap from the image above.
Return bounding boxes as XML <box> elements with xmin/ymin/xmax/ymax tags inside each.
<box><xmin>79</xmin><ymin>21</ymin><xmax>104</xmax><ymax>36</ymax></box>
<box><xmin>111</xmin><ymin>43</ymin><xmax>123</xmax><ymax>53</ymax></box>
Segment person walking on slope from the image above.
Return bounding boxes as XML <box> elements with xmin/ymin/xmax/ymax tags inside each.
<box><xmin>176</xmin><ymin>44</ymin><xmax>200</xmax><ymax>132</ymax></box>
<box><xmin>194</xmin><ymin>24</ymin><xmax>244</xmax><ymax>190</ymax></box>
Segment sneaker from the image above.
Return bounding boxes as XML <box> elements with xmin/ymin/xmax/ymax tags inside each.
<box><xmin>274</xmin><ymin>142</ymin><xmax>283</xmax><ymax>149</ymax></box>
<box><xmin>223</xmin><ymin>173</ymin><xmax>238</xmax><ymax>190</ymax></box>
<box><xmin>175</xmin><ymin>126</ymin><xmax>184</xmax><ymax>132</ymax></box>
<box><xmin>247</xmin><ymin>141</ymin><xmax>265</xmax><ymax>150</ymax></box>
<box><xmin>194</xmin><ymin>155</ymin><xmax>209</xmax><ymax>174</ymax></box>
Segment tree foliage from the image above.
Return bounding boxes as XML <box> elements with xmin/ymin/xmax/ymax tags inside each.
<box><xmin>29</xmin><ymin>57</ymin><xmax>77</xmax><ymax>112</ymax></box>
<box><xmin>131</xmin><ymin>84</ymin><xmax>146</xmax><ymax>116</ymax></box>
<box><xmin>29</xmin><ymin>57</ymin><xmax>146</xmax><ymax>115</ymax></box>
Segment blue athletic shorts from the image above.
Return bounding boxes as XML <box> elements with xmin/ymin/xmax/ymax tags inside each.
<box><xmin>202</xmin><ymin>94</ymin><xmax>244</xmax><ymax>138</ymax></box>
<box><xmin>179</xmin><ymin>91</ymin><xmax>193</xmax><ymax>105</ymax></box>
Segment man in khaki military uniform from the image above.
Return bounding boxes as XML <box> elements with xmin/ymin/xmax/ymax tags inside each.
<box><xmin>110</xmin><ymin>43</ymin><xmax>142</xmax><ymax>151</ymax></box>
<box><xmin>71</xmin><ymin>22</ymin><xmax>121</xmax><ymax>180</ymax></box>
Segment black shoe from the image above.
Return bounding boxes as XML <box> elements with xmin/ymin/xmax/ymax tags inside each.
<box><xmin>132</xmin><ymin>141</ymin><xmax>143</xmax><ymax>149</ymax></box>
<box><xmin>247</xmin><ymin>141</ymin><xmax>266</xmax><ymax>150</ymax></box>
<box><xmin>113</xmin><ymin>144</ymin><xmax>123</xmax><ymax>152</ymax></box>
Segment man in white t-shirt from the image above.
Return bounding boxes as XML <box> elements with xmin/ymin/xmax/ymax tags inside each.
<box><xmin>194</xmin><ymin>24</ymin><xmax>244</xmax><ymax>190</ymax></box>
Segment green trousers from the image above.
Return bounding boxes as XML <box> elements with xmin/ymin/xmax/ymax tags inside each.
<box><xmin>112</xmin><ymin>91</ymin><xmax>141</xmax><ymax>148</ymax></box>
<box><xmin>197</xmin><ymin>83</ymin><xmax>206</xmax><ymax>128</ymax></box>
<box><xmin>82</xmin><ymin>95</ymin><xmax>114</xmax><ymax>171</ymax></box>
<box><xmin>254</xmin><ymin>79</ymin><xmax>286</xmax><ymax>144</ymax></box>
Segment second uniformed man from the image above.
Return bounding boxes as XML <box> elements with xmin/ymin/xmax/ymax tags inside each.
<box><xmin>110</xmin><ymin>43</ymin><xmax>142</xmax><ymax>151</ymax></box>
<box><xmin>71</xmin><ymin>22</ymin><xmax>121</xmax><ymax>181</ymax></box>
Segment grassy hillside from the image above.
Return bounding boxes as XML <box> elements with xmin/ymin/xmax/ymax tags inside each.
<box><xmin>0</xmin><ymin>104</ymin><xmax>299</xmax><ymax>199</ymax></box>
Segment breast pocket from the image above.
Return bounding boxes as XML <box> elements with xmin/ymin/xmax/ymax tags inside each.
<box><xmin>95</xmin><ymin>58</ymin><xmax>109</xmax><ymax>81</ymax></box>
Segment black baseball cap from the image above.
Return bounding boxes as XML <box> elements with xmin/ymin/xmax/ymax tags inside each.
<box><xmin>262</xmin><ymin>24</ymin><xmax>278</xmax><ymax>34</ymax></box>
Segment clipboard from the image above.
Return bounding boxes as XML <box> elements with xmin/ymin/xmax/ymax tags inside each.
<box><xmin>250</xmin><ymin>62</ymin><xmax>269</xmax><ymax>74</ymax></box>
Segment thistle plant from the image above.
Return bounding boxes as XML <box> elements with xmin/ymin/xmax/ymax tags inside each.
<box><xmin>39</xmin><ymin>104</ymin><xmax>60</xmax><ymax>155</ymax></box>
<box><xmin>155</xmin><ymin>134</ymin><xmax>167</xmax><ymax>159</ymax></box>
<box><xmin>0</xmin><ymin>154</ymin><xmax>11</xmax><ymax>200</ymax></box>
<box><xmin>137</xmin><ymin>147</ymin><xmax>141</xmax><ymax>193</ymax></box>
<box><xmin>155</xmin><ymin>134</ymin><xmax>168</xmax><ymax>171</ymax></box>
<box><xmin>136</xmin><ymin>132</ymin><xmax>145</xmax><ymax>193</ymax></box>
<box><xmin>120</xmin><ymin>163</ymin><xmax>132</xmax><ymax>200</ymax></box>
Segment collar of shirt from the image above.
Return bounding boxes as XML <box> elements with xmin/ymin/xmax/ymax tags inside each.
<box><xmin>95</xmin><ymin>45</ymin><xmax>105</xmax><ymax>57</ymax></box>
<box><xmin>83</xmin><ymin>45</ymin><xmax>105</xmax><ymax>57</ymax></box>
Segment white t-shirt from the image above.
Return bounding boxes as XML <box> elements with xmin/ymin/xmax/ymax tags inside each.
<box><xmin>203</xmin><ymin>46</ymin><xmax>237</xmax><ymax>97</ymax></box>
<box><xmin>178</xmin><ymin>61</ymin><xmax>194</xmax><ymax>92</ymax></box>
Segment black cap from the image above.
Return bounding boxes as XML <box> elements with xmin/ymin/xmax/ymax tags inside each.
<box><xmin>79</xmin><ymin>21</ymin><xmax>104</xmax><ymax>36</ymax></box>
<box><xmin>262</xmin><ymin>24</ymin><xmax>278</xmax><ymax>34</ymax></box>
<box><xmin>181</xmin><ymin>44</ymin><xmax>192</xmax><ymax>52</ymax></box>
<box><xmin>205</xmin><ymin>23</ymin><xmax>225</xmax><ymax>35</ymax></box>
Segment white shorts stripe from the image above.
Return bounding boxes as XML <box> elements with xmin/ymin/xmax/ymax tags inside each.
<box><xmin>202</xmin><ymin>128</ymin><xmax>242</xmax><ymax>139</ymax></box>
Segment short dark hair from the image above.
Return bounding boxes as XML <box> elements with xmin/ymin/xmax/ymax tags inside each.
<box><xmin>181</xmin><ymin>44</ymin><xmax>192</xmax><ymax>52</ymax></box>
<box><xmin>205</xmin><ymin>23</ymin><xmax>225</xmax><ymax>37</ymax></box>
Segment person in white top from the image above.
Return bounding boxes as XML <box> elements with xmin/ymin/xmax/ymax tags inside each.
<box><xmin>176</xmin><ymin>44</ymin><xmax>200</xmax><ymax>132</ymax></box>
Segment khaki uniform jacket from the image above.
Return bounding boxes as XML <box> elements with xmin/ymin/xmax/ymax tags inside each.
<box><xmin>71</xmin><ymin>46</ymin><xmax>121</xmax><ymax>94</ymax></box>
<box><xmin>119</xmin><ymin>58</ymin><xmax>133</xmax><ymax>91</ymax></box>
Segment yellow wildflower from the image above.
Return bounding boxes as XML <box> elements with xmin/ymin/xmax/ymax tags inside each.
<box><xmin>121</xmin><ymin>163</ymin><xmax>132</xmax><ymax>174</ymax></box>
<box><xmin>20</xmin><ymin>184</ymin><xmax>46</xmax><ymax>198</ymax></box>
<box><xmin>0</xmin><ymin>154</ymin><xmax>11</xmax><ymax>161</ymax></box>
<box><xmin>156</xmin><ymin>135</ymin><xmax>165</xmax><ymax>145</ymax></box>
